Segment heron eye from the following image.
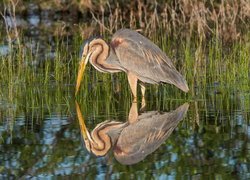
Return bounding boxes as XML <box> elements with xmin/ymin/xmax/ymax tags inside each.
<box><xmin>82</xmin><ymin>54</ymin><xmax>86</xmax><ymax>59</ymax></box>
<box><xmin>91</xmin><ymin>46</ymin><xmax>97</xmax><ymax>51</ymax></box>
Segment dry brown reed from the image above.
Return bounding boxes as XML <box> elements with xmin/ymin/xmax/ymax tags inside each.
<box><xmin>0</xmin><ymin>0</ymin><xmax>21</xmax><ymax>48</ymax></box>
<box><xmin>1</xmin><ymin>0</ymin><xmax>249</xmax><ymax>42</ymax></box>
<box><xmin>78</xmin><ymin>0</ymin><xmax>250</xmax><ymax>41</ymax></box>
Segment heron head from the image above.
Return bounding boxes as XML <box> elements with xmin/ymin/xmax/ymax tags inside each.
<box><xmin>79</xmin><ymin>38</ymin><xmax>92</xmax><ymax>59</ymax></box>
<box><xmin>76</xmin><ymin>37</ymin><xmax>103</xmax><ymax>96</ymax></box>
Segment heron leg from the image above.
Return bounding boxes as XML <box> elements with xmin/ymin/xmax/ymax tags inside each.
<box><xmin>141</xmin><ymin>97</ymin><xmax>146</xmax><ymax>111</ymax></box>
<box><xmin>128</xmin><ymin>102</ymin><xmax>138</xmax><ymax>124</ymax></box>
<box><xmin>139</xmin><ymin>83</ymin><xmax>146</xmax><ymax>110</ymax></box>
<box><xmin>127</xmin><ymin>73</ymin><xmax>138</xmax><ymax>102</ymax></box>
<box><xmin>140</xmin><ymin>83</ymin><xmax>146</xmax><ymax>98</ymax></box>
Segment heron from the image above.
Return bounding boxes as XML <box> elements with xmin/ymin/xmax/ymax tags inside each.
<box><xmin>75</xmin><ymin>28</ymin><xmax>189</xmax><ymax>99</ymax></box>
<box><xmin>76</xmin><ymin>101</ymin><xmax>189</xmax><ymax>165</ymax></box>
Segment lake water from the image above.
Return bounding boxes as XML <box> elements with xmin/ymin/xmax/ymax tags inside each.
<box><xmin>0</xmin><ymin>84</ymin><xmax>249</xmax><ymax>179</ymax></box>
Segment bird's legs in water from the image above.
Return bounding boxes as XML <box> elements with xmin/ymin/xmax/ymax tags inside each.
<box><xmin>140</xmin><ymin>83</ymin><xmax>146</xmax><ymax>110</ymax></box>
<box><xmin>127</xmin><ymin>72</ymin><xmax>138</xmax><ymax>102</ymax></box>
<box><xmin>128</xmin><ymin>102</ymin><xmax>138</xmax><ymax>124</ymax></box>
<box><xmin>127</xmin><ymin>73</ymin><xmax>146</xmax><ymax>109</ymax></box>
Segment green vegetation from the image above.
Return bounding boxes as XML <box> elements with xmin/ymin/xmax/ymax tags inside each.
<box><xmin>1</xmin><ymin>30</ymin><xmax>249</xmax><ymax>98</ymax></box>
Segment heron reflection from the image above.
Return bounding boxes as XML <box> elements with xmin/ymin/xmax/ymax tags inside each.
<box><xmin>76</xmin><ymin>102</ymin><xmax>189</xmax><ymax>165</ymax></box>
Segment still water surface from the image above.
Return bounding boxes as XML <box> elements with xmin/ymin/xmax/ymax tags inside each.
<box><xmin>0</xmin><ymin>84</ymin><xmax>249</xmax><ymax>179</ymax></box>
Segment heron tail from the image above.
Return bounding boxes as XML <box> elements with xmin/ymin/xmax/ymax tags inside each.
<box><xmin>161</xmin><ymin>67</ymin><xmax>189</xmax><ymax>93</ymax></box>
<box><xmin>172</xmin><ymin>73</ymin><xmax>189</xmax><ymax>93</ymax></box>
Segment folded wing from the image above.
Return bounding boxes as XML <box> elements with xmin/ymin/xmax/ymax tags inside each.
<box><xmin>111</xmin><ymin>29</ymin><xmax>189</xmax><ymax>92</ymax></box>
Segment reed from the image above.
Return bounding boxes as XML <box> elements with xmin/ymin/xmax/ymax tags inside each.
<box><xmin>1</xmin><ymin>0</ymin><xmax>250</xmax><ymax>42</ymax></box>
<box><xmin>0</xmin><ymin>30</ymin><xmax>249</xmax><ymax>99</ymax></box>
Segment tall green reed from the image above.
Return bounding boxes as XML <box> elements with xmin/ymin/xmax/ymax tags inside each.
<box><xmin>0</xmin><ymin>28</ymin><xmax>249</xmax><ymax>131</ymax></box>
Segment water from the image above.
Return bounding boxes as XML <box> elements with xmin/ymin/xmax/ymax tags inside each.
<box><xmin>0</xmin><ymin>8</ymin><xmax>250</xmax><ymax>179</ymax></box>
<box><xmin>0</xmin><ymin>84</ymin><xmax>249</xmax><ymax>179</ymax></box>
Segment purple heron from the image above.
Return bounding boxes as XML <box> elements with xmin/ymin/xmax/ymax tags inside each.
<box><xmin>76</xmin><ymin>102</ymin><xmax>189</xmax><ymax>165</ymax></box>
<box><xmin>75</xmin><ymin>29</ymin><xmax>189</xmax><ymax>99</ymax></box>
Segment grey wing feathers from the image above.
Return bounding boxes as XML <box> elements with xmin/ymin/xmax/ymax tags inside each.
<box><xmin>114</xmin><ymin>103</ymin><xmax>189</xmax><ymax>165</ymax></box>
<box><xmin>136</xmin><ymin>103</ymin><xmax>189</xmax><ymax>145</ymax></box>
<box><xmin>112</xmin><ymin>29</ymin><xmax>181</xmax><ymax>84</ymax></box>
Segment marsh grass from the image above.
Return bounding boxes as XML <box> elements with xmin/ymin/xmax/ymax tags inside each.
<box><xmin>0</xmin><ymin>29</ymin><xmax>249</xmax><ymax>99</ymax></box>
<box><xmin>79</xmin><ymin>0</ymin><xmax>250</xmax><ymax>42</ymax></box>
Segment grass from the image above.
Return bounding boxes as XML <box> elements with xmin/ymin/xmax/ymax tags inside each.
<box><xmin>0</xmin><ymin>29</ymin><xmax>249</xmax><ymax>93</ymax></box>
<box><xmin>0</xmin><ymin>30</ymin><xmax>249</xmax><ymax>123</ymax></box>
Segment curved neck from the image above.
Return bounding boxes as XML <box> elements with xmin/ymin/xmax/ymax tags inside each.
<box><xmin>89</xmin><ymin>39</ymin><xmax>109</xmax><ymax>72</ymax></box>
<box><xmin>89</xmin><ymin>38</ymin><xmax>122</xmax><ymax>73</ymax></box>
<box><xmin>89</xmin><ymin>121</ymin><xmax>124</xmax><ymax>156</ymax></box>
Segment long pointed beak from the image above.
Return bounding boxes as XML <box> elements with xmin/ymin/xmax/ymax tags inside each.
<box><xmin>75</xmin><ymin>101</ymin><xmax>88</xmax><ymax>139</ymax></box>
<box><xmin>75</xmin><ymin>101</ymin><xmax>93</xmax><ymax>151</ymax></box>
<box><xmin>75</xmin><ymin>53</ymin><xmax>90</xmax><ymax>96</ymax></box>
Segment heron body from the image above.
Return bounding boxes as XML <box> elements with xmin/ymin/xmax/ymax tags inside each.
<box><xmin>76</xmin><ymin>102</ymin><xmax>189</xmax><ymax>165</ymax></box>
<box><xmin>76</xmin><ymin>28</ymin><xmax>189</xmax><ymax>98</ymax></box>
